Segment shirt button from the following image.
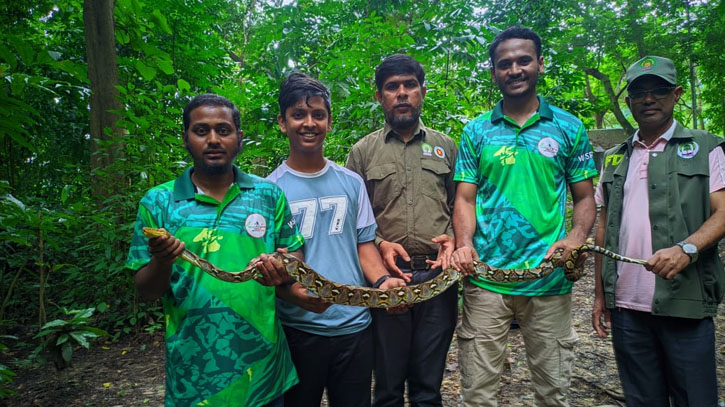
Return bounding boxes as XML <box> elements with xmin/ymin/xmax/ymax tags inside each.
<box><xmin>651</xmin><ymin>184</ymin><xmax>656</xmax><ymax>189</ymax></box>
<box><xmin>652</xmin><ymin>153</ymin><xmax>658</xmax><ymax>157</ymax></box>
<box><xmin>406</xmin><ymin>167</ymin><xmax>411</xmax><ymax>171</ymax></box>
<box><xmin>653</xmin><ymin>225</ymin><xmax>658</xmax><ymax>230</ymax></box>
<box><xmin>408</xmin><ymin>200</ymin><xmax>413</xmax><ymax>205</ymax></box>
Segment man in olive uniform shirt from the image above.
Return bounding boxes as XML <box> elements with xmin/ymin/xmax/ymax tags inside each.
<box><xmin>346</xmin><ymin>54</ymin><xmax>457</xmax><ymax>407</ymax></box>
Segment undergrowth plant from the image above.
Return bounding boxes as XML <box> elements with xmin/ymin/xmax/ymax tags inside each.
<box><xmin>33</xmin><ymin>307</ymin><xmax>108</xmax><ymax>370</ymax></box>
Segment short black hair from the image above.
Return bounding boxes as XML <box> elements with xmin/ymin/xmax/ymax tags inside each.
<box><xmin>182</xmin><ymin>94</ymin><xmax>241</xmax><ymax>133</ymax></box>
<box><xmin>375</xmin><ymin>54</ymin><xmax>425</xmax><ymax>92</ymax></box>
<box><xmin>489</xmin><ymin>26</ymin><xmax>542</xmax><ymax>65</ymax></box>
<box><xmin>278</xmin><ymin>72</ymin><xmax>331</xmax><ymax>117</ymax></box>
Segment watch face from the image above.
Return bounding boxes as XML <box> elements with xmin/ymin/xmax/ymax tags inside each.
<box><xmin>678</xmin><ymin>241</ymin><xmax>698</xmax><ymax>263</ymax></box>
<box><xmin>683</xmin><ymin>243</ymin><xmax>697</xmax><ymax>255</ymax></box>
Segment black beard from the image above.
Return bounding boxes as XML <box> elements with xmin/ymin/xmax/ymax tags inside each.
<box><xmin>194</xmin><ymin>161</ymin><xmax>231</xmax><ymax>176</ymax></box>
<box><xmin>190</xmin><ymin>143</ymin><xmax>241</xmax><ymax>176</ymax></box>
<box><xmin>385</xmin><ymin>106</ymin><xmax>421</xmax><ymax>132</ymax></box>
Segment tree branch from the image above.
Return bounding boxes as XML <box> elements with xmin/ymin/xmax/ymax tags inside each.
<box><xmin>585</xmin><ymin>67</ymin><xmax>635</xmax><ymax>135</ymax></box>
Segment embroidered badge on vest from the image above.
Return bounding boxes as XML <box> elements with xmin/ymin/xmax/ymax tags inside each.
<box><xmin>677</xmin><ymin>141</ymin><xmax>699</xmax><ymax>159</ymax></box>
<box><xmin>434</xmin><ymin>146</ymin><xmax>446</xmax><ymax>159</ymax></box>
<box><xmin>422</xmin><ymin>142</ymin><xmax>433</xmax><ymax>157</ymax></box>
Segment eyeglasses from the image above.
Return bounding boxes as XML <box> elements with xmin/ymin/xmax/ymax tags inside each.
<box><xmin>628</xmin><ymin>87</ymin><xmax>675</xmax><ymax>103</ymax></box>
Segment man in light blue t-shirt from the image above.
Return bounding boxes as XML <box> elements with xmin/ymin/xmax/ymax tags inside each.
<box><xmin>268</xmin><ymin>72</ymin><xmax>407</xmax><ymax>407</ymax></box>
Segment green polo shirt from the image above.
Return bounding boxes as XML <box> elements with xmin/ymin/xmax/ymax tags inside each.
<box><xmin>126</xmin><ymin>166</ymin><xmax>304</xmax><ymax>407</ymax></box>
<box><xmin>454</xmin><ymin>98</ymin><xmax>597</xmax><ymax>296</ymax></box>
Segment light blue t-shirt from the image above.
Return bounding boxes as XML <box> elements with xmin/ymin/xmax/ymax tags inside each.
<box><xmin>267</xmin><ymin>159</ymin><xmax>377</xmax><ymax>336</ymax></box>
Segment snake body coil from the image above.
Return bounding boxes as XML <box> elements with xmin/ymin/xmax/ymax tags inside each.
<box><xmin>142</xmin><ymin>227</ymin><xmax>646</xmax><ymax>308</ymax></box>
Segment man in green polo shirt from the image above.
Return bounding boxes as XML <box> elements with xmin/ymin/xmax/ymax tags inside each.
<box><xmin>451</xmin><ymin>27</ymin><xmax>597</xmax><ymax>406</ymax></box>
<box><xmin>126</xmin><ymin>94</ymin><xmax>304</xmax><ymax>407</ymax></box>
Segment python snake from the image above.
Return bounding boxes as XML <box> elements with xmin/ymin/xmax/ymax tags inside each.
<box><xmin>142</xmin><ymin>227</ymin><xmax>646</xmax><ymax>308</ymax></box>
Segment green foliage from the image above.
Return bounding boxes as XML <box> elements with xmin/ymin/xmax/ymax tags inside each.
<box><xmin>33</xmin><ymin>307</ymin><xmax>108</xmax><ymax>369</ymax></box>
<box><xmin>0</xmin><ymin>335</ymin><xmax>18</xmax><ymax>399</ymax></box>
<box><xmin>0</xmin><ymin>0</ymin><xmax>723</xmax><ymax>349</ymax></box>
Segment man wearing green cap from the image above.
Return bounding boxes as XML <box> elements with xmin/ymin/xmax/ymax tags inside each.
<box><xmin>593</xmin><ymin>56</ymin><xmax>725</xmax><ymax>406</ymax></box>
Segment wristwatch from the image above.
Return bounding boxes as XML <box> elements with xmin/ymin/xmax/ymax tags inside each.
<box><xmin>676</xmin><ymin>241</ymin><xmax>698</xmax><ymax>264</ymax></box>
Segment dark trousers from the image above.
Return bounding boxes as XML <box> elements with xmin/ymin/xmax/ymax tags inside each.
<box><xmin>610</xmin><ymin>308</ymin><xmax>718</xmax><ymax>407</ymax></box>
<box><xmin>264</xmin><ymin>395</ymin><xmax>284</xmax><ymax>407</ymax></box>
<box><xmin>283</xmin><ymin>325</ymin><xmax>374</xmax><ymax>407</ymax></box>
<box><xmin>372</xmin><ymin>266</ymin><xmax>458</xmax><ymax>407</ymax></box>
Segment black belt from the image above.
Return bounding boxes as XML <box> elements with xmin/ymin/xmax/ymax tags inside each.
<box><xmin>395</xmin><ymin>254</ymin><xmax>437</xmax><ymax>271</ymax></box>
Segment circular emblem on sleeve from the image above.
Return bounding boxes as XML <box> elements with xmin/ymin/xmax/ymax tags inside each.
<box><xmin>537</xmin><ymin>137</ymin><xmax>559</xmax><ymax>158</ymax></box>
<box><xmin>677</xmin><ymin>141</ymin><xmax>699</xmax><ymax>159</ymax></box>
<box><xmin>422</xmin><ymin>143</ymin><xmax>433</xmax><ymax>156</ymax></box>
<box><xmin>245</xmin><ymin>213</ymin><xmax>267</xmax><ymax>238</ymax></box>
<box><xmin>434</xmin><ymin>146</ymin><xmax>446</xmax><ymax>159</ymax></box>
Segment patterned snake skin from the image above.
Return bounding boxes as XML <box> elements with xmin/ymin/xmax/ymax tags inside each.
<box><xmin>142</xmin><ymin>227</ymin><xmax>647</xmax><ymax>308</ymax></box>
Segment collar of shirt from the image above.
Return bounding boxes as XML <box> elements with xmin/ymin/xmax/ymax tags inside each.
<box><xmin>173</xmin><ymin>165</ymin><xmax>254</xmax><ymax>201</ymax></box>
<box><xmin>383</xmin><ymin>119</ymin><xmax>426</xmax><ymax>143</ymax></box>
<box><xmin>490</xmin><ymin>96</ymin><xmax>554</xmax><ymax>123</ymax></box>
<box><xmin>633</xmin><ymin>119</ymin><xmax>677</xmax><ymax>150</ymax></box>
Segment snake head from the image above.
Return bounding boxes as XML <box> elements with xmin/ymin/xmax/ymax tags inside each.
<box><xmin>142</xmin><ymin>227</ymin><xmax>170</xmax><ymax>239</ymax></box>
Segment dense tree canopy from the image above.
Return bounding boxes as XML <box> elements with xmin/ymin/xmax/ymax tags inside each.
<box><xmin>0</xmin><ymin>0</ymin><xmax>723</xmax><ymax>337</ymax></box>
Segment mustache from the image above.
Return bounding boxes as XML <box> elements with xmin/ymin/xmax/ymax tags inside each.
<box><xmin>203</xmin><ymin>148</ymin><xmax>226</xmax><ymax>154</ymax></box>
<box><xmin>506</xmin><ymin>76</ymin><xmax>526</xmax><ymax>84</ymax></box>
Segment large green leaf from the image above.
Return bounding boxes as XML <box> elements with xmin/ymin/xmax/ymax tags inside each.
<box><xmin>135</xmin><ymin>60</ymin><xmax>157</xmax><ymax>81</ymax></box>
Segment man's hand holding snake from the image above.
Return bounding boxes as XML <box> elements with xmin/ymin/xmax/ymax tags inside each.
<box><xmin>545</xmin><ymin>235</ymin><xmax>588</xmax><ymax>268</ymax></box>
<box><xmin>147</xmin><ymin>228</ymin><xmax>185</xmax><ymax>267</ymax></box>
<box><xmin>645</xmin><ymin>246</ymin><xmax>691</xmax><ymax>280</ymax></box>
<box><xmin>450</xmin><ymin>246</ymin><xmax>480</xmax><ymax>276</ymax></box>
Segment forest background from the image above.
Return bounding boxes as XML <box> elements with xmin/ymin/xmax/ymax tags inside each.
<box><xmin>0</xmin><ymin>0</ymin><xmax>724</xmax><ymax>395</ymax></box>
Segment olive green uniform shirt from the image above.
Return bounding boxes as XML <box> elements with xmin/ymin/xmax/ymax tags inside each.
<box><xmin>346</xmin><ymin>120</ymin><xmax>457</xmax><ymax>255</ymax></box>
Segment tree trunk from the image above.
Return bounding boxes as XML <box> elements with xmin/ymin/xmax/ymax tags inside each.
<box><xmin>83</xmin><ymin>0</ymin><xmax>124</xmax><ymax>198</ymax></box>
<box><xmin>584</xmin><ymin>76</ymin><xmax>606</xmax><ymax>129</ymax></box>
<box><xmin>585</xmin><ymin>68</ymin><xmax>636</xmax><ymax>135</ymax></box>
<box><xmin>38</xmin><ymin>218</ymin><xmax>46</xmax><ymax>328</ymax></box>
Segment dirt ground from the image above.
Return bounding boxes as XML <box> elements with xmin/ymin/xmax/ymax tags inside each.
<box><xmin>3</xmin><ymin>261</ymin><xmax>725</xmax><ymax>406</ymax></box>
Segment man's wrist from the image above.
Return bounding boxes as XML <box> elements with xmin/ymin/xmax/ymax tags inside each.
<box><xmin>372</xmin><ymin>275</ymin><xmax>391</xmax><ymax>288</ymax></box>
<box><xmin>375</xmin><ymin>236</ymin><xmax>385</xmax><ymax>248</ymax></box>
<box><xmin>277</xmin><ymin>278</ymin><xmax>296</xmax><ymax>287</ymax></box>
<box><xmin>676</xmin><ymin>241</ymin><xmax>698</xmax><ymax>264</ymax></box>
<box><xmin>567</xmin><ymin>229</ymin><xmax>588</xmax><ymax>243</ymax></box>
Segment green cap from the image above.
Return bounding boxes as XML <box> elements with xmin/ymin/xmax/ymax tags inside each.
<box><xmin>626</xmin><ymin>56</ymin><xmax>677</xmax><ymax>89</ymax></box>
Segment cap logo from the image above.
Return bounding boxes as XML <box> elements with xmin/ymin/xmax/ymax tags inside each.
<box><xmin>639</xmin><ymin>57</ymin><xmax>656</xmax><ymax>72</ymax></box>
